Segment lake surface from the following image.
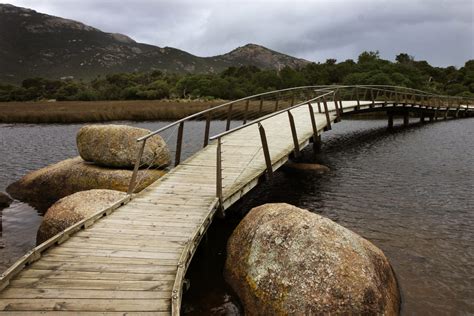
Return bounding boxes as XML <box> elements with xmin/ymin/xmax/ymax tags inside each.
<box><xmin>0</xmin><ymin>118</ymin><xmax>473</xmax><ymax>314</ymax></box>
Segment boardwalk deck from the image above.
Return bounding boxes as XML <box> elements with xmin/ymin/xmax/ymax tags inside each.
<box><xmin>0</xmin><ymin>97</ymin><xmax>469</xmax><ymax>315</ymax></box>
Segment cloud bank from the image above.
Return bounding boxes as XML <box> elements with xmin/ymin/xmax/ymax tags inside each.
<box><xmin>8</xmin><ymin>0</ymin><xmax>474</xmax><ymax>66</ymax></box>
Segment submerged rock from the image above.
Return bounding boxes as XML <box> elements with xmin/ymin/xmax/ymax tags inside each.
<box><xmin>0</xmin><ymin>192</ymin><xmax>12</xmax><ymax>208</ymax></box>
<box><xmin>224</xmin><ymin>203</ymin><xmax>400</xmax><ymax>315</ymax></box>
<box><xmin>283</xmin><ymin>162</ymin><xmax>330</xmax><ymax>174</ymax></box>
<box><xmin>7</xmin><ymin>157</ymin><xmax>166</xmax><ymax>210</ymax></box>
<box><xmin>77</xmin><ymin>124</ymin><xmax>171</xmax><ymax>168</ymax></box>
<box><xmin>37</xmin><ymin>189</ymin><xmax>126</xmax><ymax>244</ymax></box>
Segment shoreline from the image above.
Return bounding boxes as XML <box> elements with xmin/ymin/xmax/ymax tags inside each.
<box><xmin>0</xmin><ymin>100</ymin><xmax>392</xmax><ymax>124</ymax></box>
<box><xmin>0</xmin><ymin>99</ymin><xmax>224</xmax><ymax>124</ymax></box>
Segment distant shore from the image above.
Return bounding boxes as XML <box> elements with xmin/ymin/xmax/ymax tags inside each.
<box><xmin>0</xmin><ymin>99</ymin><xmax>390</xmax><ymax>124</ymax></box>
<box><xmin>0</xmin><ymin>100</ymin><xmax>223</xmax><ymax>124</ymax></box>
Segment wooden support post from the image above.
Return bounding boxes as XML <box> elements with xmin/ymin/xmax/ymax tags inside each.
<box><xmin>258</xmin><ymin>123</ymin><xmax>273</xmax><ymax>179</ymax></box>
<box><xmin>356</xmin><ymin>87</ymin><xmax>360</xmax><ymax>109</ymax></box>
<box><xmin>420</xmin><ymin>112</ymin><xmax>426</xmax><ymax>123</ymax></box>
<box><xmin>243</xmin><ymin>99</ymin><xmax>250</xmax><ymax>125</ymax></box>
<box><xmin>334</xmin><ymin>92</ymin><xmax>341</xmax><ymax>123</ymax></box>
<box><xmin>128</xmin><ymin>139</ymin><xmax>147</xmax><ymax>194</ymax></box>
<box><xmin>225</xmin><ymin>103</ymin><xmax>233</xmax><ymax>131</ymax></box>
<box><xmin>455</xmin><ymin>100</ymin><xmax>461</xmax><ymax>118</ymax></box>
<box><xmin>258</xmin><ymin>97</ymin><xmax>263</xmax><ymax>115</ymax></box>
<box><xmin>403</xmin><ymin>112</ymin><xmax>409</xmax><ymax>126</ymax></box>
<box><xmin>429</xmin><ymin>114</ymin><xmax>434</xmax><ymax>122</ymax></box>
<box><xmin>216</xmin><ymin>137</ymin><xmax>223</xmax><ymax>204</ymax></box>
<box><xmin>174</xmin><ymin>122</ymin><xmax>184</xmax><ymax>166</ymax></box>
<box><xmin>274</xmin><ymin>94</ymin><xmax>280</xmax><ymax>111</ymax></box>
<box><xmin>434</xmin><ymin>106</ymin><xmax>439</xmax><ymax>121</ymax></box>
<box><xmin>370</xmin><ymin>89</ymin><xmax>375</xmax><ymax>108</ymax></box>
<box><xmin>317</xmin><ymin>100</ymin><xmax>322</xmax><ymax>113</ymax></box>
<box><xmin>308</xmin><ymin>102</ymin><xmax>320</xmax><ymax>149</ymax></box>
<box><xmin>287</xmin><ymin>111</ymin><xmax>300</xmax><ymax>158</ymax></box>
<box><xmin>323</xmin><ymin>97</ymin><xmax>332</xmax><ymax>131</ymax></box>
<box><xmin>290</xmin><ymin>92</ymin><xmax>295</xmax><ymax>106</ymax></box>
<box><xmin>387</xmin><ymin>112</ymin><xmax>394</xmax><ymax>130</ymax></box>
<box><xmin>203</xmin><ymin>112</ymin><xmax>211</xmax><ymax>147</ymax></box>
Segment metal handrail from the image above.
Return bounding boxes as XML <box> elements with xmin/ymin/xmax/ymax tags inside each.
<box><xmin>209</xmin><ymin>89</ymin><xmax>335</xmax><ymax>141</ymax></box>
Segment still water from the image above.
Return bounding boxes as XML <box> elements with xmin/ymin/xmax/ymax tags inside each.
<box><xmin>0</xmin><ymin>118</ymin><xmax>473</xmax><ymax>314</ymax></box>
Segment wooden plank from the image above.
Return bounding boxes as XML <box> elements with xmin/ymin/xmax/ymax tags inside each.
<box><xmin>8</xmin><ymin>279</ymin><xmax>173</xmax><ymax>291</ymax></box>
<box><xmin>0</xmin><ymin>288</ymin><xmax>170</xmax><ymax>299</ymax></box>
<box><xmin>0</xmin><ymin>298</ymin><xmax>170</xmax><ymax>312</ymax></box>
<box><xmin>32</xmin><ymin>260</ymin><xmax>178</xmax><ymax>273</ymax></box>
<box><xmin>17</xmin><ymin>270</ymin><xmax>176</xmax><ymax>282</ymax></box>
<box><xmin>48</xmin><ymin>248</ymin><xmax>182</xmax><ymax>260</ymax></box>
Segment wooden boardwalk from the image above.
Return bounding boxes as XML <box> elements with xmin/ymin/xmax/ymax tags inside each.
<box><xmin>0</xmin><ymin>90</ymin><xmax>471</xmax><ymax>315</ymax></box>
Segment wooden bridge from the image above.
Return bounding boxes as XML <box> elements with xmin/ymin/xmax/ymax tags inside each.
<box><xmin>0</xmin><ymin>85</ymin><xmax>472</xmax><ymax>315</ymax></box>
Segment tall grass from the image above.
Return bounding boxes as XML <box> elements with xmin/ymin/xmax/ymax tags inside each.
<box><xmin>0</xmin><ymin>100</ymin><xmax>224</xmax><ymax>123</ymax></box>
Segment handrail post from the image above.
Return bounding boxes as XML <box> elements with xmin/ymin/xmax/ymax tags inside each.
<box><xmin>308</xmin><ymin>102</ymin><xmax>320</xmax><ymax>149</ymax></box>
<box><xmin>203</xmin><ymin>112</ymin><xmax>211</xmax><ymax>147</ymax></box>
<box><xmin>258</xmin><ymin>97</ymin><xmax>264</xmax><ymax>115</ymax></box>
<box><xmin>334</xmin><ymin>91</ymin><xmax>341</xmax><ymax>122</ymax></box>
<box><xmin>226</xmin><ymin>103</ymin><xmax>233</xmax><ymax>131</ymax></box>
<box><xmin>370</xmin><ymin>88</ymin><xmax>375</xmax><ymax>108</ymax></box>
<box><xmin>455</xmin><ymin>99</ymin><xmax>461</xmax><ymax>118</ymax></box>
<box><xmin>243</xmin><ymin>99</ymin><xmax>250</xmax><ymax>125</ymax></box>
<box><xmin>274</xmin><ymin>93</ymin><xmax>280</xmax><ymax>111</ymax></box>
<box><xmin>356</xmin><ymin>87</ymin><xmax>360</xmax><ymax>109</ymax></box>
<box><xmin>216</xmin><ymin>137</ymin><xmax>223</xmax><ymax>205</ymax></box>
<box><xmin>127</xmin><ymin>139</ymin><xmax>147</xmax><ymax>194</ymax></box>
<box><xmin>323</xmin><ymin>96</ymin><xmax>332</xmax><ymax>131</ymax></box>
<box><xmin>174</xmin><ymin>122</ymin><xmax>184</xmax><ymax>166</ymax></box>
<box><xmin>317</xmin><ymin>100</ymin><xmax>322</xmax><ymax>113</ymax></box>
<box><xmin>288</xmin><ymin>110</ymin><xmax>300</xmax><ymax>158</ymax></box>
<box><xmin>258</xmin><ymin>123</ymin><xmax>273</xmax><ymax>179</ymax></box>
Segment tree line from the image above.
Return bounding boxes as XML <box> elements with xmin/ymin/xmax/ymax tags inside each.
<box><xmin>1</xmin><ymin>51</ymin><xmax>473</xmax><ymax>102</ymax></box>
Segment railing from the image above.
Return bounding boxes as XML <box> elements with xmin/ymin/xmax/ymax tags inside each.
<box><xmin>126</xmin><ymin>85</ymin><xmax>473</xmax><ymax>197</ymax></box>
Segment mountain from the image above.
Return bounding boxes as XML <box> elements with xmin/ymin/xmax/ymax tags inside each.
<box><xmin>0</xmin><ymin>4</ymin><xmax>310</xmax><ymax>83</ymax></box>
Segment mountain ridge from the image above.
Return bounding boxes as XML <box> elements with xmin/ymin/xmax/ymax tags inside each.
<box><xmin>0</xmin><ymin>4</ymin><xmax>310</xmax><ymax>83</ymax></box>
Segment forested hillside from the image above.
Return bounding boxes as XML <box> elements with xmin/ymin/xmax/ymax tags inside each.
<box><xmin>1</xmin><ymin>51</ymin><xmax>473</xmax><ymax>102</ymax></box>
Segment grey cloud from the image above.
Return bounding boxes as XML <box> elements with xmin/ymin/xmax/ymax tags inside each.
<box><xmin>8</xmin><ymin>0</ymin><xmax>474</xmax><ymax>66</ymax></box>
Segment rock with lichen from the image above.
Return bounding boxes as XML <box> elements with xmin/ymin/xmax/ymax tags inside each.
<box><xmin>36</xmin><ymin>189</ymin><xmax>126</xmax><ymax>244</ymax></box>
<box><xmin>76</xmin><ymin>124</ymin><xmax>170</xmax><ymax>168</ymax></box>
<box><xmin>6</xmin><ymin>156</ymin><xmax>165</xmax><ymax>210</ymax></box>
<box><xmin>224</xmin><ymin>203</ymin><xmax>400</xmax><ymax>315</ymax></box>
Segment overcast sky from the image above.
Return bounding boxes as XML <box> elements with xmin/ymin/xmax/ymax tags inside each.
<box><xmin>7</xmin><ymin>0</ymin><xmax>474</xmax><ymax>67</ymax></box>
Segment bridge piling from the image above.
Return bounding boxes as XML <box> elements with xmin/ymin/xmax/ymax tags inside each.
<box><xmin>387</xmin><ymin>112</ymin><xmax>394</xmax><ymax>130</ymax></box>
<box><xmin>403</xmin><ymin>112</ymin><xmax>409</xmax><ymax>127</ymax></box>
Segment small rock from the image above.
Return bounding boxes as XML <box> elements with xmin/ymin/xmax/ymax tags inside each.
<box><xmin>283</xmin><ymin>162</ymin><xmax>330</xmax><ymax>174</ymax></box>
<box><xmin>0</xmin><ymin>192</ymin><xmax>12</xmax><ymax>208</ymax></box>
<box><xmin>36</xmin><ymin>189</ymin><xmax>126</xmax><ymax>244</ymax></box>
<box><xmin>7</xmin><ymin>156</ymin><xmax>166</xmax><ymax>211</ymax></box>
<box><xmin>77</xmin><ymin>124</ymin><xmax>171</xmax><ymax>168</ymax></box>
<box><xmin>224</xmin><ymin>203</ymin><xmax>400</xmax><ymax>315</ymax></box>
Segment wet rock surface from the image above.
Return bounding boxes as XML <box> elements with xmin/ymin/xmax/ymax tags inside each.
<box><xmin>76</xmin><ymin>124</ymin><xmax>171</xmax><ymax>168</ymax></box>
<box><xmin>7</xmin><ymin>156</ymin><xmax>165</xmax><ymax>211</ymax></box>
<box><xmin>283</xmin><ymin>161</ymin><xmax>330</xmax><ymax>174</ymax></box>
<box><xmin>0</xmin><ymin>192</ymin><xmax>12</xmax><ymax>208</ymax></box>
<box><xmin>36</xmin><ymin>189</ymin><xmax>126</xmax><ymax>244</ymax></box>
<box><xmin>224</xmin><ymin>203</ymin><xmax>400</xmax><ymax>315</ymax></box>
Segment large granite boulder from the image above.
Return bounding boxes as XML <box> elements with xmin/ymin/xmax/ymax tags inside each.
<box><xmin>7</xmin><ymin>157</ymin><xmax>166</xmax><ymax>211</ymax></box>
<box><xmin>224</xmin><ymin>203</ymin><xmax>400</xmax><ymax>315</ymax></box>
<box><xmin>77</xmin><ymin>124</ymin><xmax>171</xmax><ymax>168</ymax></box>
<box><xmin>37</xmin><ymin>189</ymin><xmax>126</xmax><ymax>244</ymax></box>
<box><xmin>0</xmin><ymin>192</ymin><xmax>12</xmax><ymax>208</ymax></box>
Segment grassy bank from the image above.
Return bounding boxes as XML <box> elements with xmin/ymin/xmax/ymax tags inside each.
<box><xmin>0</xmin><ymin>100</ymin><xmax>224</xmax><ymax>123</ymax></box>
